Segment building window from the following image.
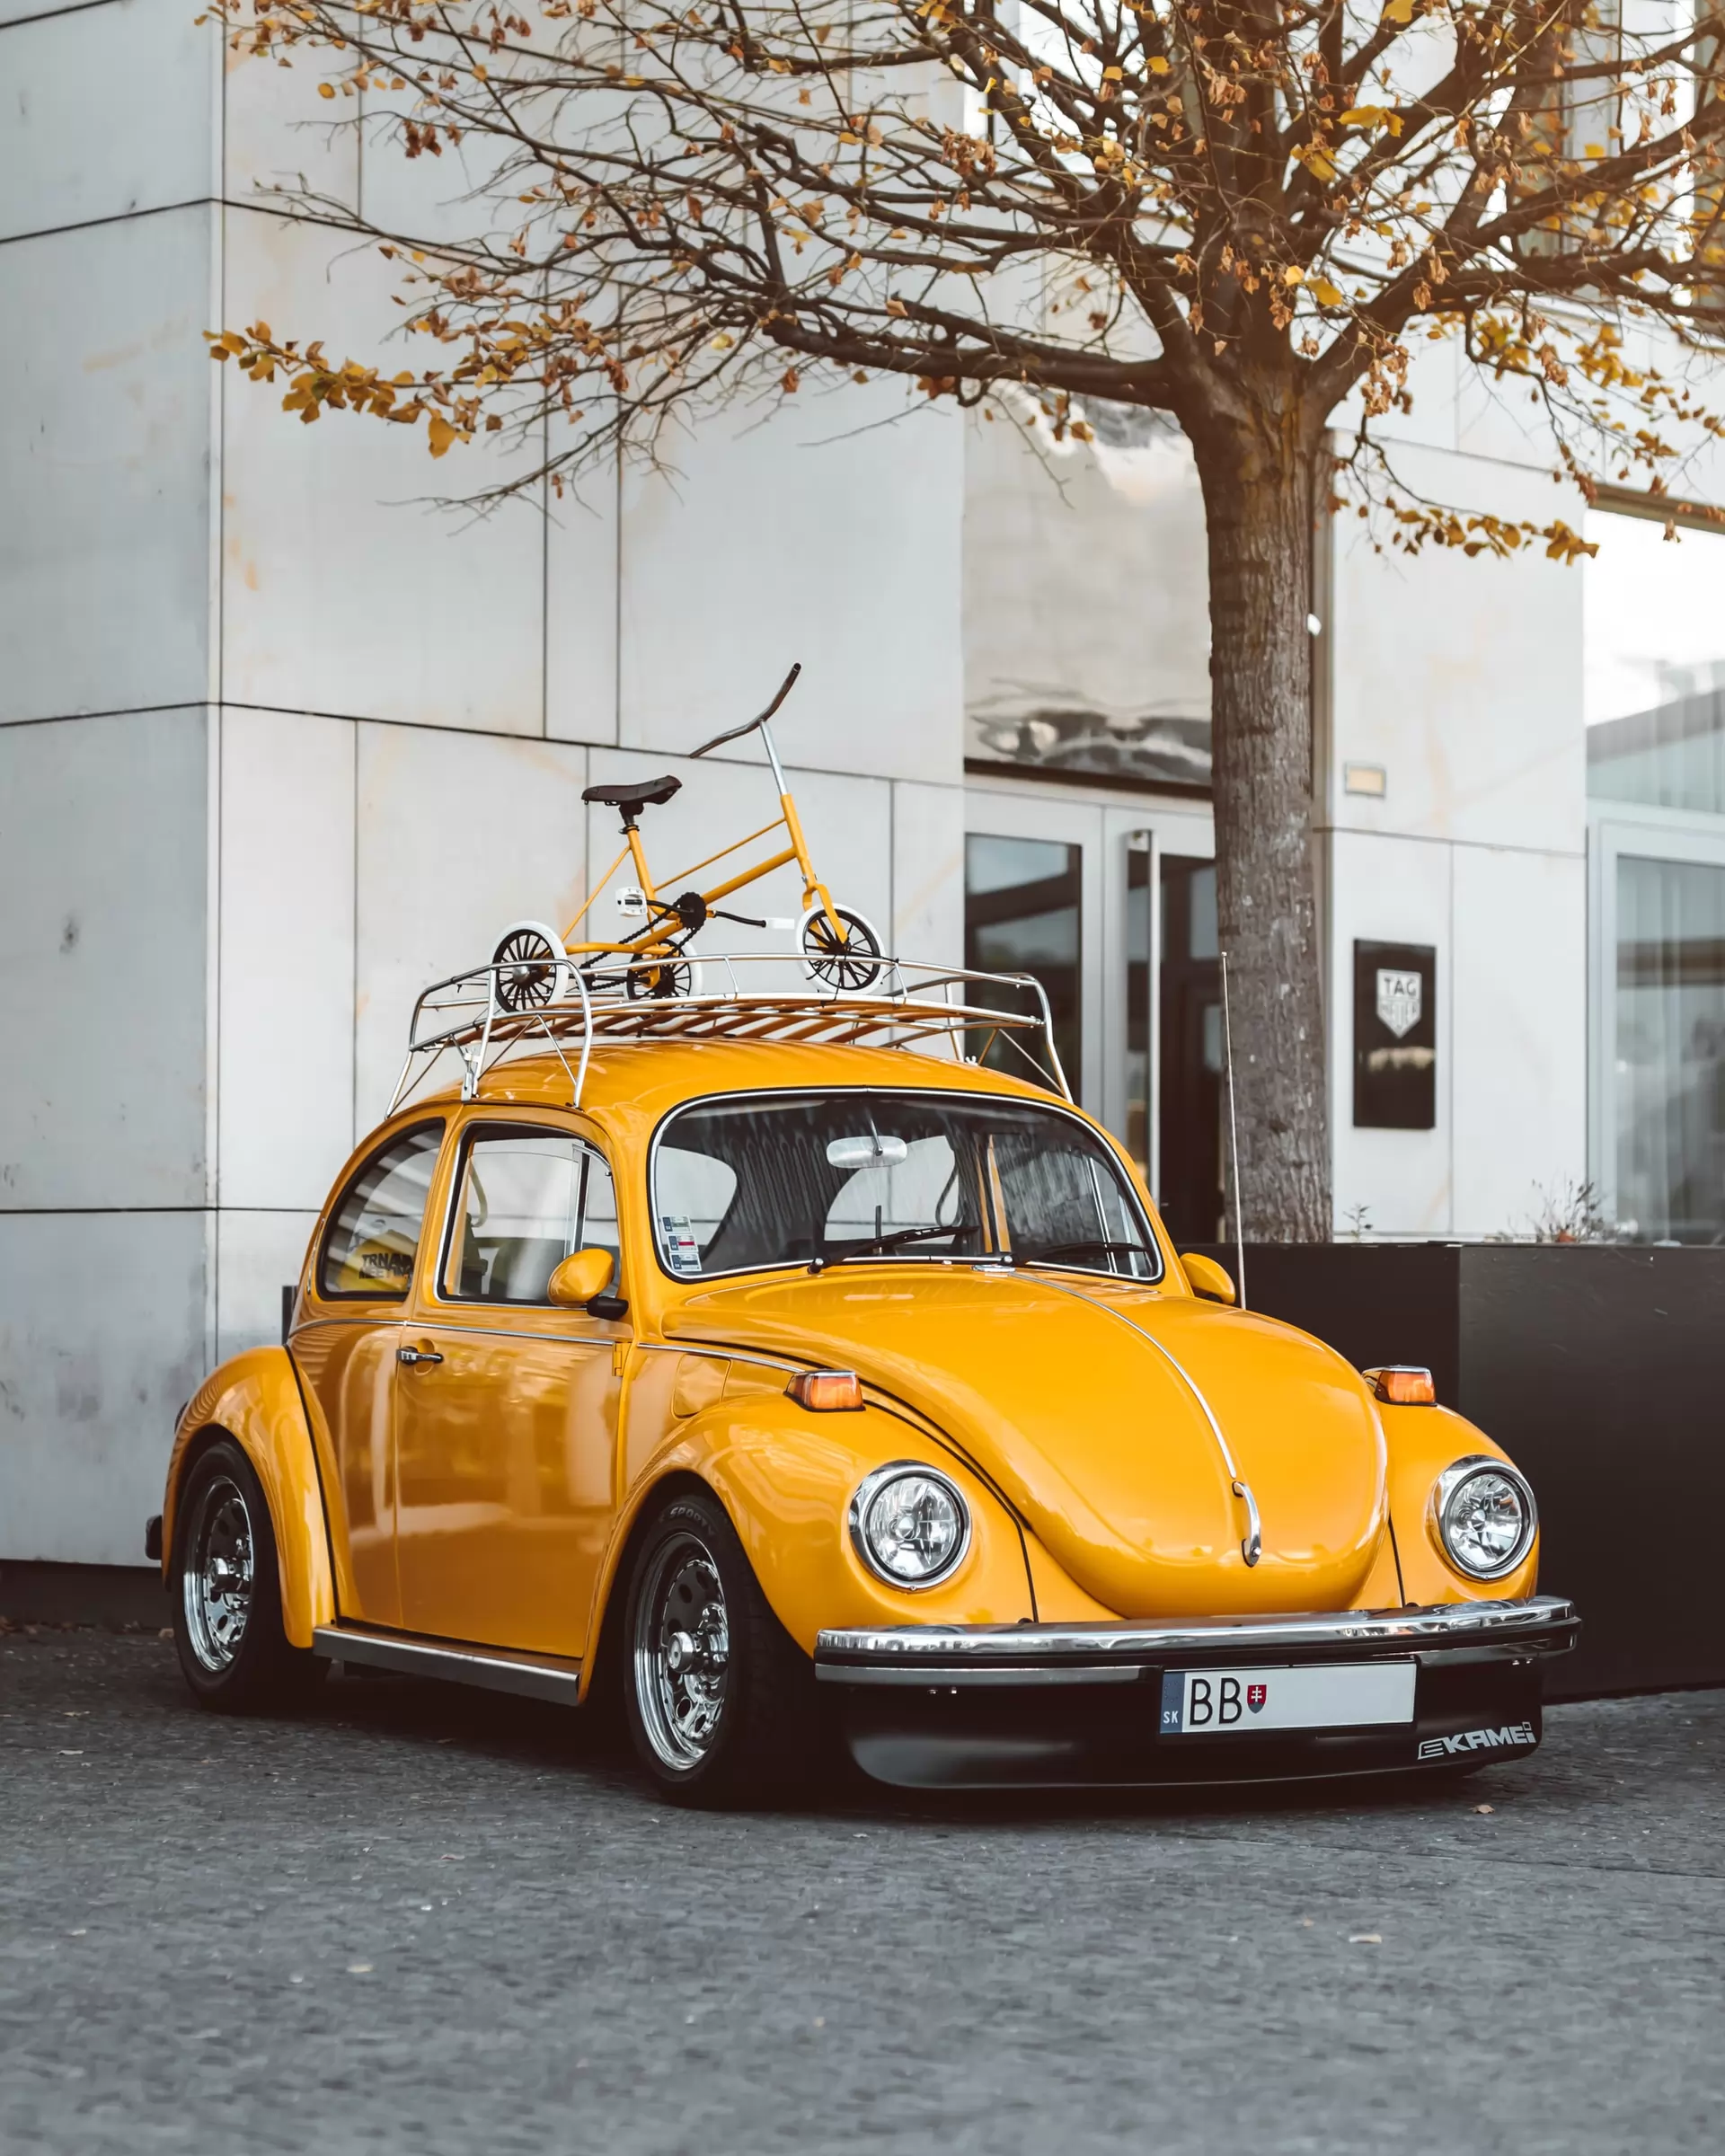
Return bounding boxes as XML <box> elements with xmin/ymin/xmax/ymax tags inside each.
<box><xmin>964</xmin><ymin>835</ymin><xmax>1083</xmax><ymax>1098</ymax></box>
<box><xmin>1586</xmin><ymin>511</ymin><xmax>1725</xmax><ymax>816</ymax></box>
<box><xmin>1614</xmin><ymin>856</ymin><xmax>1725</xmax><ymax>1243</ymax></box>
<box><xmin>1588</xmin><ymin>508</ymin><xmax>1725</xmax><ymax>1243</ymax></box>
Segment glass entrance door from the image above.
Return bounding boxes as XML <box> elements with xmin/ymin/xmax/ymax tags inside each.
<box><xmin>964</xmin><ymin>784</ymin><xmax>1215</xmax><ymax>1215</ymax></box>
<box><xmin>1590</xmin><ymin>817</ymin><xmax>1725</xmax><ymax>1242</ymax></box>
<box><xmin>964</xmin><ymin>834</ymin><xmax>1084</xmax><ymax>1097</ymax></box>
<box><xmin>1154</xmin><ymin>854</ymin><xmax>1225</xmax><ymax>1242</ymax></box>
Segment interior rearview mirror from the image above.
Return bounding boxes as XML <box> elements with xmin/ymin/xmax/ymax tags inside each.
<box><xmin>1181</xmin><ymin>1252</ymin><xmax>1237</xmax><ymax>1306</ymax></box>
<box><xmin>548</xmin><ymin>1247</ymin><xmax>615</xmax><ymax>1309</ymax></box>
<box><xmin>827</xmin><ymin>1134</ymin><xmax>910</xmax><ymax>1171</ymax></box>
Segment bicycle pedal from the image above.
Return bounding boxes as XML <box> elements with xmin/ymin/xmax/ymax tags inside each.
<box><xmin>615</xmin><ymin>887</ymin><xmax>649</xmax><ymax>920</ymax></box>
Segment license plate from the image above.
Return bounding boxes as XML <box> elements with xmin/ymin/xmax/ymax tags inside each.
<box><xmin>1159</xmin><ymin>1661</ymin><xmax>1415</xmax><ymax>1736</ymax></box>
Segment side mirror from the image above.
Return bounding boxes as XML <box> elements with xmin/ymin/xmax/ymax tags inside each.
<box><xmin>1181</xmin><ymin>1252</ymin><xmax>1237</xmax><ymax>1306</ymax></box>
<box><xmin>547</xmin><ymin>1247</ymin><xmax>616</xmax><ymax>1310</ymax></box>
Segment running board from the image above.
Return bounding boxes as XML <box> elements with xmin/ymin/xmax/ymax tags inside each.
<box><xmin>312</xmin><ymin>1625</ymin><xmax>584</xmax><ymax>1706</ymax></box>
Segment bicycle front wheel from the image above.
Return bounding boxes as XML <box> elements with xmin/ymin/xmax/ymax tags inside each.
<box><xmin>799</xmin><ymin>905</ymin><xmax>883</xmax><ymax>991</ymax></box>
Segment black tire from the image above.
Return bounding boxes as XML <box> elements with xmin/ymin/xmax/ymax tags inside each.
<box><xmin>622</xmin><ymin>1486</ymin><xmax>821</xmax><ymax>1807</ymax></box>
<box><xmin>801</xmin><ymin>906</ymin><xmax>883</xmax><ymax>991</ymax></box>
<box><xmin>170</xmin><ymin>1438</ymin><xmax>324</xmax><ymax>1714</ymax></box>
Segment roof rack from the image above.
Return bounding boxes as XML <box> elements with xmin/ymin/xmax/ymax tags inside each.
<box><xmin>388</xmin><ymin>950</ymin><xmax>1071</xmax><ymax>1115</ymax></box>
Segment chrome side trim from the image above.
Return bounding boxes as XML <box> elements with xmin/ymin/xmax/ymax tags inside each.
<box><xmin>817</xmin><ymin>1663</ymin><xmax>1143</xmax><ymax>1689</ymax></box>
<box><xmin>817</xmin><ymin>1595</ymin><xmax>1579</xmax><ymax>1668</ymax></box>
<box><xmin>312</xmin><ymin>1625</ymin><xmax>584</xmax><ymax>1705</ymax></box>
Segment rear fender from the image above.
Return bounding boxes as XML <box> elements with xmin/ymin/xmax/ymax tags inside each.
<box><xmin>584</xmin><ymin>1386</ymin><xmax>1034</xmax><ymax>1688</ymax></box>
<box><xmin>164</xmin><ymin>1347</ymin><xmax>335</xmax><ymax>1648</ymax></box>
<box><xmin>1382</xmin><ymin>1403</ymin><xmax>1540</xmax><ymax>1606</ymax></box>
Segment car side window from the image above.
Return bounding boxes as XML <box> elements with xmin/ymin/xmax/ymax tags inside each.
<box><xmin>319</xmin><ymin>1124</ymin><xmax>446</xmax><ymax>1299</ymax></box>
<box><xmin>445</xmin><ymin>1129</ymin><xmax>620</xmax><ymax>1305</ymax></box>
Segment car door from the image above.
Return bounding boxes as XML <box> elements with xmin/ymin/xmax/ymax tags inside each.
<box><xmin>289</xmin><ymin>1120</ymin><xmax>448</xmax><ymax>1628</ymax></box>
<box><xmin>393</xmin><ymin>1118</ymin><xmax>627</xmax><ymax>1657</ymax></box>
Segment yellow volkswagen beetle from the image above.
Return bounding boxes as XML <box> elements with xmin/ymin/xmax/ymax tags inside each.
<box><xmin>153</xmin><ymin>963</ymin><xmax>1577</xmax><ymax>1804</ymax></box>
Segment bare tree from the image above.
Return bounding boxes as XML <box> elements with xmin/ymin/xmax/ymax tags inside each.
<box><xmin>210</xmin><ymin>0</ymin><xmax>1725</xmax><ymax>1237</ymax></box>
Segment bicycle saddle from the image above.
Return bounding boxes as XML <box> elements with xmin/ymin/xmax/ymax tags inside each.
<box><xmin>581</xmin><ymin>774</ymin><xmax>681</xmax><ymax>811</ymax></box>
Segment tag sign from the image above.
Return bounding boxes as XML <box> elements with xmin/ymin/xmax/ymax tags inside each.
<box><xmin>826</xmin><ymin>1135</ymin><xmax>909</xmax><ymax>1171</ymax></box>
<box><xmin>1353</xmin><ymin>941</ymin><xmax>1436</xmax><ymax>1130</ymax></box>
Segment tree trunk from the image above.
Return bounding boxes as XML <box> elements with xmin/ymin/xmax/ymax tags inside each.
<box><xmin>1190</xmin><ymin>415</ymin><xmax>1331</xmax><ymax>1242</ymax></box>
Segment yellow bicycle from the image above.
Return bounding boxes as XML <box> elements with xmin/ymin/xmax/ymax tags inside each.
<box><xmin>491</xmin><ymin>665</ymin><xmax>883</xmax><ymax>1008</ymax></box>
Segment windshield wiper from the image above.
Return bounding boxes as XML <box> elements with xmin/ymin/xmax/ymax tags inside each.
<box><xmin>809</xmin><ymin>1224</ymin><xmax>976</xmax><ymax>1272</ymax></box>
<box><xmin>1019</xmin><ymin>1238</ymin><xmax>1157</xmax><ymax>1269</ymax></box>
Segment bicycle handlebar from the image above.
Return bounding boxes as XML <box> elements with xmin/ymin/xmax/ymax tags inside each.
<box><xmin>689</xmin><ymin>662</ymin><xmax>801</xmax><ymax>759</ymax></box>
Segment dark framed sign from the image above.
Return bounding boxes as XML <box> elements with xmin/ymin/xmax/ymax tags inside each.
<box><xmin>1353</xmin><ymin>941</ymin><xmax>1436</xmax><ymax>1129</ymax></box>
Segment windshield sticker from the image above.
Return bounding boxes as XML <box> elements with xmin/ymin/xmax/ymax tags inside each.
<box><xmin>660</xmin><ymin>1215</ymin><xmax>703</xmax><ymax>1274</ymax></box>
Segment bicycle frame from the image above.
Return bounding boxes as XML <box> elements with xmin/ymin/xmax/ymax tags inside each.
<box><xmin>558</xmin><ymin>713</ymin><xmax>844</xmax><ymax>968</ymax></box>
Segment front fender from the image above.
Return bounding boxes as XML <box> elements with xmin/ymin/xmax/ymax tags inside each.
<box><xmin>1382</xmin><ymin>1403</ymin><xmax>1540</xmax><ymax>1606</ymax></box>
<box><xmin>588</xmin><ymin>1390</ymin><xmax>1035</xmax><ymax>1673</ymax></box>
<box><xmin>164</xmin><ymin>1347</ymin><xmax>335</xmax><ymax>1648</ymax></box>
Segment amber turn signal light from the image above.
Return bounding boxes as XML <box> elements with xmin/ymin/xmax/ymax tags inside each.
<box><xmin>1364</xmin><ymin>1365</ymin><xmax>1436</xmax><ymax>1407</ymax></box>
<box><xmin>787</xmin><ymin>1369</ymin><xmax>864</xmax><ymax>1412</ymax></box>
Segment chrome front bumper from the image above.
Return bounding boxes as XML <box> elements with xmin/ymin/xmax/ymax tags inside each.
<box><xmin>816</xmin><ymin>1595</ymin><xmax>1579</xmax><ymax>1688</ymax></box>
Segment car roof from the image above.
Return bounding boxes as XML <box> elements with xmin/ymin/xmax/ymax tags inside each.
<box><xmin>419</xmin><ymin>1038</ymin><xmax>1068</xmax><ymax>1128</ymax></box>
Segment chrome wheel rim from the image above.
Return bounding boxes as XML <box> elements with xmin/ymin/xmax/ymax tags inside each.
<box><xmin>633</xmin><ymin>1530</ymin><xmax>730</xmax><ymax>1772</ymax></box>
<box><xmin>181</xmin><ymin>1474</ymin><xmax>254</xmax><ymax>1673</ymax></box>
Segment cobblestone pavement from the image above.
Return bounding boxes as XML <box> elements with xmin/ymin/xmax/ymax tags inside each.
<box><xmin>2</xmin><ymin>1626</ymin><xmax>1722</xmax><ymax>2156</ymax></box>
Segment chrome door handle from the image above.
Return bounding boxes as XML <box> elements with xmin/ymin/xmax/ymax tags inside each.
<box><xmin>397</xmin><ymin>1346</ymin><xmax>444</xmax><ymax>1366</ymax></box>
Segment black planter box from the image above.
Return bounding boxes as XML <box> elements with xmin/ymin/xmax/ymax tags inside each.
<box><xmin>1184</xmin><ymin>1243</ymin><xmax>1725</xmax><ymax>1700</ymax></box>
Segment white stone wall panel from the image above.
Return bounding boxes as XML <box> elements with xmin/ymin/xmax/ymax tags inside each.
<box><xmin>1328</xmin><ymin>445</ymin><xmax>1585</xmax><ymax>857</ymax></box>
<box><xmin>1326</xmin><ymin>829</ymin><xmax>1453</xmax><ymax>1238</ymax></box>
<box><xmin>0</xmin><ymin>1207</ymin><xmax>209</xmax><ymax>1566</ymax></box>
<box><xmin>1450</xmin><ymin>845</ymin><xmax>1588</xmax><ymax>1239</ymax></box>
<box><xmin>0</xmin><ymin>0</ymin><xmax>217</xmax><ymax>244</ymax></box>
<box><xmin>217</xmin><ymin>707</ymin><xmax>356</xmax><ymax>1209</ymax></box>
<box><xmin>353</xmin><ymin>723</ymin><xmax>590</xmax><ymax>1127</ymax></box>
<box><xmin>0</xmin><ymin>210</ymin><xmax>214</xmax><ymax>726</ymax></box>
<box><xmin>219</xmin><ymin>209</ymin><xmax>545</xmax><ymax>734</ymax></box>
<box><xmin>0</xmin><ymin>709</ymin><xmax>209</xmax><ymax>1209</ymax></box>
<box><xmin>216</xmin><ymin>1206</ymin><xmax>317</xmax><ymax>1365</ymax></box>
<box><xmin>890</xmin><ymin>780</ymin><xmax>965</xmax><ymax>969</ymax></box>
<box><xmin>617</xmin><ymin>393</ymin><xmax>962</xmax><ymax>786</ymax></box>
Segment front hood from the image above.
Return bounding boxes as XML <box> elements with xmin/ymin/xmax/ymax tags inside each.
<box><xmin>665</xmin><ymin>1268</ymin><xmax>1387</xmax><ymax>1617</ymax></box>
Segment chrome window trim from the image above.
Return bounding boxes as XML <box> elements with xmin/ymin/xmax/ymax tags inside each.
<box><xmin>847</xmin><ymin>1461</ymin><xmax>973</xmax><ymax>1591</ymax></box>
<box><xmin>645</xmin><ymin>1084</ymin><xmax>1163</xmax><ymax>1287</ymax></box>
<box><xmin>1427</xmin><ymin>1454</ymin><xmax>1539</xmax><ymax>1582</ymax></box>
<box><xmin>432</xmin><ymin>1118</ymin><xmax>621</xmax><ymax>1312</ymax></box>
<box><xmin>817</xmin><ymin>1595</ymin><xmax>1578</xmax><ymax>1666</ymax></box>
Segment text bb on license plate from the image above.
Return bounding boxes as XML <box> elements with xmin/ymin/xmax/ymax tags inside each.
<box><xmin>1158</xmin><ymin>1662</ymin><xmax>1416</xmax><ymax>1736</ymax></box>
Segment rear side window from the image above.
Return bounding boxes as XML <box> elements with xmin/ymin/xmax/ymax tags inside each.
<box><xmin>319</xmin><ymin>1125</ymin><xmax>445</xmax><ymax>1299</ymax></box>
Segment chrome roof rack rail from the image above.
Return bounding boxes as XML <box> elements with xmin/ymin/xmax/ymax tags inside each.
<box><xmin>387</xmin><ymin>951</ymin><xmax>1070</xmax><ymax>1115</ymax></box>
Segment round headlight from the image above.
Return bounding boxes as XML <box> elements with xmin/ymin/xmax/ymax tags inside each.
<box><xmin>849</xmin><ymin>1463</ymin><xmax>970</xmax><ymax>1589</ymax></box>
<box><xmin>1429</xmin><ymin>1455</ymin><xmax>1537</xmax><ymax>1580</ymax></box>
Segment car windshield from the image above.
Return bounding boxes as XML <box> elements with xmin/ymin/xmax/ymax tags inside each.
<box><xmin>651</xmin><ymin>1091</ymin><xmax>1161</xmax><ymax>1281</ymax></box>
